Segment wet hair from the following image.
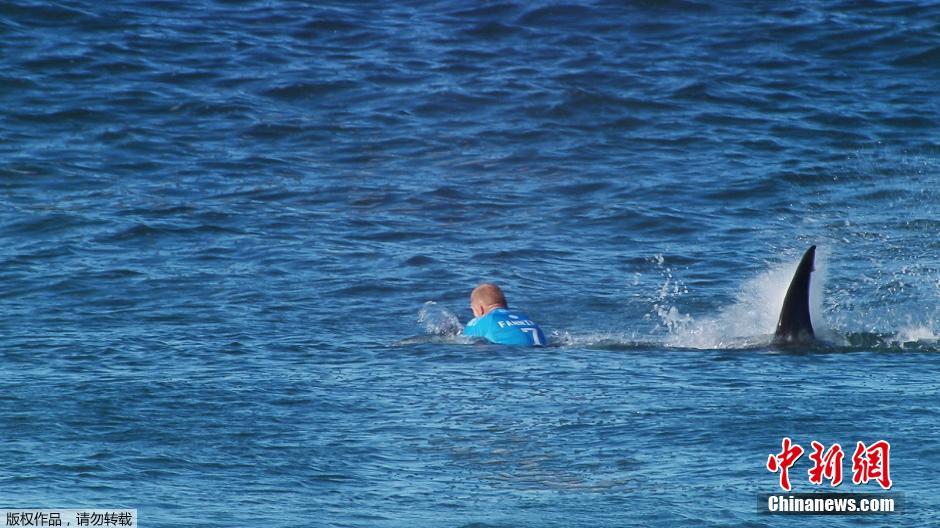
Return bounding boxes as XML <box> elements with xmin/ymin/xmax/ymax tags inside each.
<box><xmin>471</xmin><ymin>283</ymin><xmax>507</xmax><ymax>308</ymax></box>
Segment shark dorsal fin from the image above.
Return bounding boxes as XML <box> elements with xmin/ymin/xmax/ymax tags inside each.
<box><xmin>773</xmin><ymin>245</ymin><xmax>816</xmax><ymax>345</ymax></box>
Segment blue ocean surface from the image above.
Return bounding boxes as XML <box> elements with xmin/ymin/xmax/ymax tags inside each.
<box><xmin>2</xmin><ymin>0</ymin><xmax>940</xmax><ymax>526</ymax></box>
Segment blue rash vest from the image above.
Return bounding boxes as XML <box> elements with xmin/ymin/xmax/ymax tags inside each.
<box><xmin>463</xmin><ymin>307</ymin><xmax>547</xmax><ymax>346</ymax></box>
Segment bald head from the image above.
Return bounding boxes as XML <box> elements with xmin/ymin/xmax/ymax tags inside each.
<box><xmin>470</xmin><ymin>283</ymin><xmax>507</xmax><ymax>317</ymax></box>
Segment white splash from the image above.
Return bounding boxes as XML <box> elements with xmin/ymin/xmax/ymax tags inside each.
<box><xmin>655</xmin><ymin>249</ymin><xmax>832</xmax><ymax>349</ymax></box>
<box><xmin>417</xmin><ymin>301</ymin><xmax>464</xmax><ymax>337</ymax></box>
<box><xmin>894</xmin><ymin>322</ymin><xmax>938</xmax><ymax>345</ymax></box>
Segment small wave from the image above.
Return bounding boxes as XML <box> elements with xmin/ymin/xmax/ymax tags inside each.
<box><xmin>299</xmin><ymin>17</ymin><xmax>363</xmax><ymax>34</ymax></box>
<box><xmin>892</xmin><ymin>45</ymin><xmax>940</xmax><ymax>67</ymax></box>
<box><xmin>11</xmin><ymin>107</ymin><xmax>111</xmax><ymax>124</ymax></box>
<box><xmin>99</xmin><ymin>222</ymin><xmax>242</xmax><ymax>243</ymax></box>
<box><xmin>517</xmin><ymin>4</ymin><xmax>594</xmax><ymax>27</ymax></box>
<box><xmin>261</xmin><ymin>80</ymin><xmax>356</xmax><ymax>101</ymax></box>
<box><xmin>402</xmin><ymin>255</ymin><xmax>435</xmax><ymax>267</ymax></box>
<box><xmin>3</xmin><ymin>213</ymin><xmax>90</xmax><ymax>236</ymax></box>
<box><xmin>459</xmin><ymin>21</ymin><xmax>521</xmax><ymax>39</ymax></box>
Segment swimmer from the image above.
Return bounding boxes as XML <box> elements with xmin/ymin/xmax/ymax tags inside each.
<box><xmin>463</xmin><ymin>283</ymin><xmax>547</xmax><ymax>346</ymax></box>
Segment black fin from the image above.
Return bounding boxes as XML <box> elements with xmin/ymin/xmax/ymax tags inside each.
<box><xmin>772</xmin><ymin>245</ymin><xmax>816</xmax><ymax>345</ymax></box>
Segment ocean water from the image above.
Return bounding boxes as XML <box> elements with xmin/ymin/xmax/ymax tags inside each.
<box><xmin>2</xmin><ymin>0</ymin><xmax>940</xmax><ymax>526</ymax></box>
